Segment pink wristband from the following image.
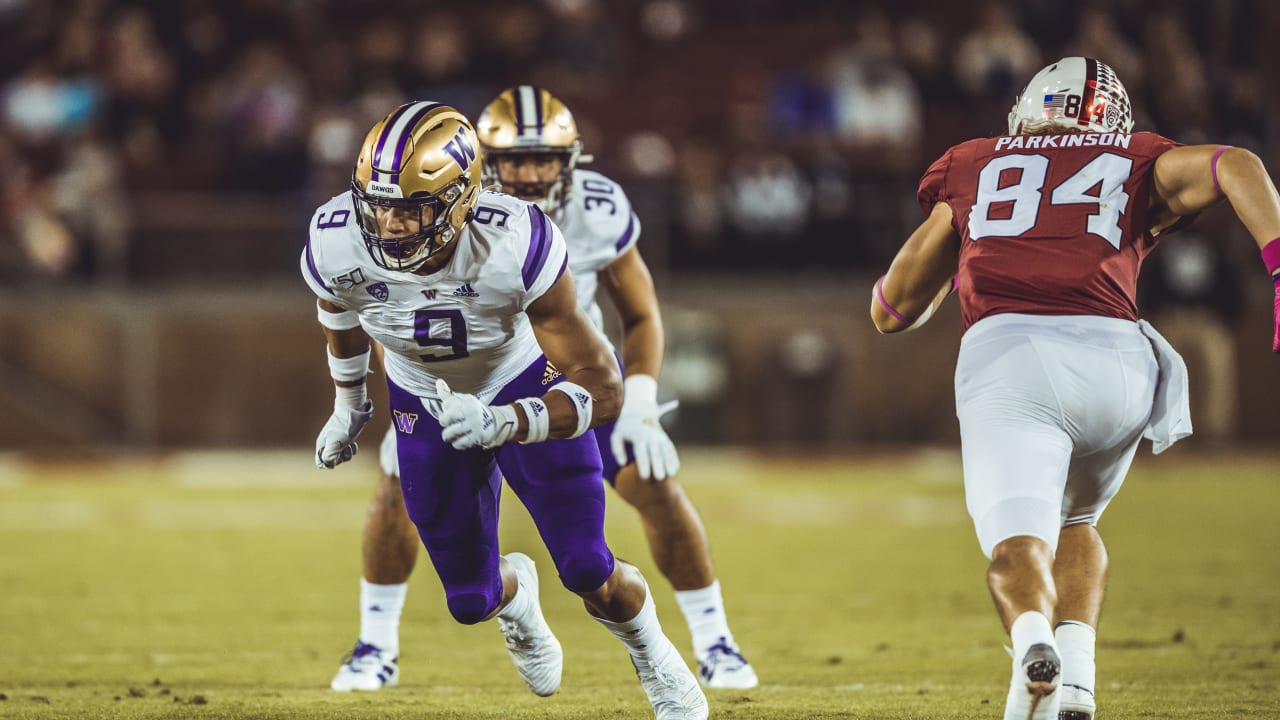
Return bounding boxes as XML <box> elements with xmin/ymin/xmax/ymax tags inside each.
<box><xmin>1210</xmin><ymin>145</ymin><xmax>1233</xmax><ymax>195</ymax></box>
<box><xmin>1263</xmin><ymin>237</ymin><xmax>1280</xmax><ymax>277</ymax></box>
<box><xmin>875</xmin><ymin>276</ymin><xmax>911</xmax><ymax>323</ymax></box>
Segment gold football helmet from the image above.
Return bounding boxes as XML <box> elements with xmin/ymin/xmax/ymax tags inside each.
<box><xmin>351</xmin><ymin>101</ymin><xmax>482</xmax><ymax>272</ymax></box>
<box><xmin>475</xmin><ymin>85</ymin><xmax>583</xmax><ymax>219</ymax></box>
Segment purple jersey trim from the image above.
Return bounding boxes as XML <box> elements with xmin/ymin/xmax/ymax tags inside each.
<box><xmin>615</xmin><ymin>212</ymin><xmax>638</xmax><ymax>252</ymax></box>
<box><xmin>305</xmin><ymin>235</ymin><xmax>335</xmax><ymax>295</ymax></box>
<box><xmin>522</xmin><ymin>205</ymin><xmax>553</xmax><ymax>290</ymax></box>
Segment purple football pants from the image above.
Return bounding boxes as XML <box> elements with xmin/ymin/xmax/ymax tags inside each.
<box><xmin>386</xmin><ymin>356</ymin><xmax>616</xmax><ymax>625</ymax></box>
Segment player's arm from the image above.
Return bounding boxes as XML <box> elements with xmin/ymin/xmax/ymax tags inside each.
<box><xmin>1151</xmin><ymin>145</ymin><xmax>1280</xmax><ymax>242</ymax></box>
<box><xmin>526</xmin><ymin>270</ymin><xmax>624</xmax><ymax>436</ymax></box>
<box><xmin>871</xmin><ymin>201</ymin><xmax>961</xmax><ymax>334</ymax></box>
<box><xmin>599</xmin><ymin>246</ymin><xmax>681</xmax><ymax>480</ymax></box>
<box><xmin>313</xmin><ymin>297</ymin><xmax>374</xmax><ymax>468</ymax></box>
<box><xmin>1152</xmin><ymin>145</ymin><xmax>1280</xmax><ymax>351</ymax></box>
<box><xmin>600</xmin><ymin>245</ymin><xmax>664</xmax><ymax>377</ymax></box>
<box><xmin>435</xmin><ymin>269</ymin><xmax>625</xmax><ymax>451</ymax></box>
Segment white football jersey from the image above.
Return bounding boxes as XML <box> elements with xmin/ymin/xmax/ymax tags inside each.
<box><xmin>556</xmin><ymin>169</ymin><xmax>641</xmax><ymax>335</ymax></box>
<box><xmin>301</xmin><ymin>190</ymin><xmax>568</xmax><ymax>403</ymax></box>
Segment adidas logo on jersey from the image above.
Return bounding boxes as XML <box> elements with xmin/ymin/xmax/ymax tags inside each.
<box><xmin>542</xmin><ymin>363</ymin><xmax>563</xmax><ymax>385</ymax></box>
<box><xmin>452</xmin><ymin>283</ymin><xmax>480</xmax><ymax>298</ymax></box>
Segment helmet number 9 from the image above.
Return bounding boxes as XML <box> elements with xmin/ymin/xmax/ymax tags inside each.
<box><xmin>414</xmin><ymin>308</ymin><xmax>469</xmax><ymax>362</ymax></box>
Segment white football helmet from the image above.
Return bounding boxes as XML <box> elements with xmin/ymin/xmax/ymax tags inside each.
<box><xmin>1008</xmin><ymin>57</ymin><xmax>1133</xmax><ymax>135</ymax></box>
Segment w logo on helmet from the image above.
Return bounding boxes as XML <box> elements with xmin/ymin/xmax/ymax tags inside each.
<box><xmin>444</xmin><ymin>130</ymin><xmax>477</xmax><ymax>170</ymax></box>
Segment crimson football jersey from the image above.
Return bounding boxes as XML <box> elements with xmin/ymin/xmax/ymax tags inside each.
<box><xmin>918</xmin><ymin>131</ymin><xmax>1184</xmax><ymax>330</ymax></box>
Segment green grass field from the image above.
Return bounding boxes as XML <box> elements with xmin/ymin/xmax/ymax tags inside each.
<box><xmin>0</xmin><ymin>447</ymin><xmax>1277</xmax><ymax>719</ymax></box>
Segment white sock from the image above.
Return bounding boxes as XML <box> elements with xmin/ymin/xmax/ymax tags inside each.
<box><xmin>1055</xmin><ymin>621</ymin><xmax>1097</xmax><ymax>696</ymax></box>
<box><xmin>359</xmin><ymin>578</ymin><xmax>407</xmax><ymax>654</ymax></box>
<box><xmin>675</xmin><ymin>580</ymin><xmax>734</xmax><ymax>658</ymax></box>
<box><xmin>1009</xmin><ymin>611</ymin><xmax>1056</xmax><ymax>659</ymax></box>
<box><xmin>497</xmin><ymin>563</ymin><xmax>536</xmax><ymax>625</ymax></box>
<box><xmin>592</xmin><ymin>585</ymin><xmax>670</xmax><ymax>669</ymax></box>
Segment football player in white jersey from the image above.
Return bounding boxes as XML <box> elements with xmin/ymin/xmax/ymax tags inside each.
<box><xmin>305</xmin><ymin>101</ymin><xmax>707</xmax><ymax>719</ymax></box>
<box><xmin>329</xmin><ymin>86</ymin><xmax>757</xmax><ymax>695</ymax></box>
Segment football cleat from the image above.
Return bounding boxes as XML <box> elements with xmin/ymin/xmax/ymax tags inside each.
<box><xmin>697</xmin><ymin>637</ymin><xmax>758</xmax><ymax>689</ymax></box>
<box><xmin>1005</xmin><ymin>643</ymin><xmax>1061</xmax><ymax>720</ymax></box>
<box><xmin>633</xmin><ymin>637</ymin><xmax>709</xmax><ymax>720</ymax></box>
<box><xmin>330</xmin><ymin>640</ymin><xmax>399</xmax><ymax>692</ymax></box>
<box><xmin>498</xmin><ymin>553</ymin><xmax>563</xmax><ymax>697</ymax></box>
<box><xmin>1058</xmin><ymin>683</ymin><xmax>1096</xmax><ymax>719</ymax></box>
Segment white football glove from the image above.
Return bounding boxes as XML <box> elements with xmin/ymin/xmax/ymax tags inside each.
<box><xmin>315</xmin><ymin>398</ymin><xmax>374</xmax><ymax>469</ymax></box>
<box><xmin>437</xmin><ymin>379</ymin><xmax>519</xmax><ymax>450</ymax></box>
<box><xmin>610</xmin><ymin>375</ymin><xmax>681</xmax><ymax>481</ymax></box>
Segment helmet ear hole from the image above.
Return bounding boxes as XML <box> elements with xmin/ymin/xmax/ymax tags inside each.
<box><xmin>449</xmin><ymin>184</ymin><xmax>481</xmax><ymax>230</ymax></box>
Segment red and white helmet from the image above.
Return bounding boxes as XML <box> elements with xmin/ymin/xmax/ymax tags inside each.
<box><xmin>1008</xmin><ymin>57</ymin><xmax>1133</xmax><ymax>135</ymax></box>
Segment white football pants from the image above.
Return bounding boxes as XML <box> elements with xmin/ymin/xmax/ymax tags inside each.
<box><xmin>955</xmin><ymin>313</ymin><xmax>1159</xmax><ymax>558</ymax></box>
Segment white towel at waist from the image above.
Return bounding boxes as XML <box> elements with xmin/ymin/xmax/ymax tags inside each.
<box><xmin>1137</xmin><ymin>319</ymin><xmax>1193</xmax><ymax>454</ymax></box>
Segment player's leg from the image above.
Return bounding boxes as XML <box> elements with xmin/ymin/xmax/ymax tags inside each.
<box><xmin>1055</xmin><ymin>428</ymin><xmax>1149</xmax><ymax>718</ymax></box>
<box><xmin>1052</xmin><ymin>524</ymin><xmax>1105</xmax><ymax>720</ymax></box>
<box><xmin>603</xmin><ymin>419</ymin><xmax>757</xmax><ymax>689</ymax></box>
<box><xmin>331</xmin><ymin>429</ymin><xmax>421</xmax><ymax>692</ymax></box>
<box><xmin>957</xmin><ymin>329</ymin><xmax>1073</xmax><ymax>720</ymax></box>
<box><xmin>494</xmin><ymin>358</ymin><xmax>707</xmax><ymax>718</ymax></box>
<box><xmin>1053</xmin><ymin>333</ymin><xmax>1156</xmax><ymax>720</ymax></box>
<box><xmin>388</xmin><ymin>378</ymin><xmax>563</xmax><ymax>697</ymax></box>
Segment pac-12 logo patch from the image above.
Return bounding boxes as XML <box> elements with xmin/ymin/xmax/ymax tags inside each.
<box><xmin>366</xmin><ymin>282</ymin><xmax>389</xmax><ymax>301</ymax></box>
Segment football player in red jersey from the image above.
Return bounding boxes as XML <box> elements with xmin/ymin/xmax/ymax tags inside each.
<box><xmin>871</xmin><ymin>57</ymin><xmax>1280</xmax><ymax>720</ymax></box>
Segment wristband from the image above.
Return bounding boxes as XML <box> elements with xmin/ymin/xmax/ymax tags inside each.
<box><xmin>1262</xmin><ymin>237</ymin><xmax>1280</xmax><ymax>277</ymax></box>
<box><xmin>327</xmin><ymin>347</ymin><xmax>370</xmax><ymax>382</ymax></box>
<box><xmin>514</xmin><ymin>397</ymin><xmax>550</xmax><ymax>444</ymax></box>
<box><xmin>874</xmin><ymin>275</ymin><xmax>912</xmax><ymax>324</ymax></box>
<box><xmin>550</xmin><ymin>381</ymin><xmax>594</xmax><ymax>438</ymax></box>
<box><xmin>317</xmin><ymin>304</ymin><xmax>362</xmax><ymax>331</ymax></box>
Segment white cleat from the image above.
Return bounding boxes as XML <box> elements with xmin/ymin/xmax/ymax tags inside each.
<box><xmin>330</xmin><ymin>640</ymin><xmax>399</xmax><ymax>691</ymax></box>
<box><xmin>1005</xmin><ymin>643</ymin><xmax>1061</xmax><ymax>720</ymax></box>
<box><xmin>634</xmin><ymin>638</ymin><xmax>709</xmax><ymax>720</ymax></box>
<box><xmin>498</xmin><ymin>552</ymin><xmax>563</xmax><ymax>697</ymax></box>
<box><xmin>1058</xmin><ymin>684</ymin><xmax>1096</xmax><ymax>720</ymax></box>
<box><xmin>697</xmin><ymin>637</ymin><xmax>758</xmax><ymax>689</ymax></box>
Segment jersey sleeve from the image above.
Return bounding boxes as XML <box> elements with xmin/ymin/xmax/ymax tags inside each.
<box><xmin>610</xmin><ymin>182</ymin><xmax>642</xmax><ymax>257</ymax></box>
<box><xmin>520</xmin><ymin>204</ymin><xmax>570</xmax><ymax>309</ymax></box>
<box><xmin>1136</xmin><ymin>132</ymin><xmax>1196</xmax><ymax>240</ymax></box>
<box><xmin>300</xmin><ymin>231</ymin><xmax>342</xmax><ymax>303</ymax></box>
<box><xmin>917</xmin><ymin>147</ymin><xmax>956</xmax><ymax>215</ymax></box>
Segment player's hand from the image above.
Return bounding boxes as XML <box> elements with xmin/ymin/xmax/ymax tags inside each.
<box><xmin>315</xmin><ymin>399</ymin><xmax>374</xmax><ymax>468</ymax></box>
<box><xmin>611</xmin><ymin>394</ymin><xmax>681</xmax><ymax>481</ymax></box>
<box><xmin>437</xmin><ymin>379</ymin><xmax>518</xmax><ymax>450</ymax></box>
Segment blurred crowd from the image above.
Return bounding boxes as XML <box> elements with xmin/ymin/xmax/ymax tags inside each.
<box><xmin>0</xmin><ymin>0</ymin><xmax>1274</xmax><ymax>283</ymax></box>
